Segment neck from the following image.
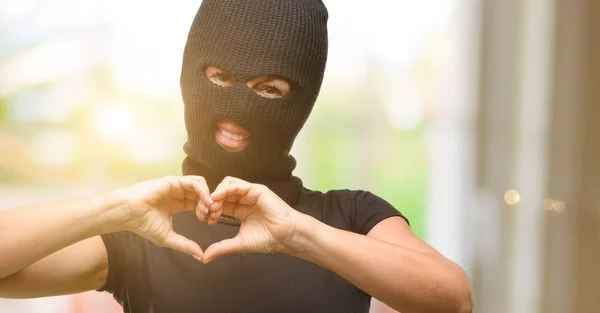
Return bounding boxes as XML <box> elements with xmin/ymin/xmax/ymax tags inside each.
<box><xmin>182</xmin><ymin>157</ymin><xmax>304</xmax><ymax>206</ymax></box>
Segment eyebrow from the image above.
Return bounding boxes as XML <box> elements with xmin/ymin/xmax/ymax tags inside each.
<box><xmin>248</xmin><ymin>75</ymin><xmax>293</xmax><ymax>88</ymax></box>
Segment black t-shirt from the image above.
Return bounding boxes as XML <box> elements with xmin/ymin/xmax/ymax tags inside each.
<box><xmin>98</xmin><ymin>188</ymin><xmax>408</xmax><ymax>313</ymax></box>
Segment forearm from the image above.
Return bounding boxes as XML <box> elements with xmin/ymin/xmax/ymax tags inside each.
<box><xmin>0</xmin><ymin>191</ymin><xmax>126</xmax><ymax>279</ymax></box>
<box><xmin>291</xmin><ymin>215</ymin><xmax>472</xmax><ymax>313</ymax></box>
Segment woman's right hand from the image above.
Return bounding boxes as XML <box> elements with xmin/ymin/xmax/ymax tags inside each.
<box><xmin>108</xmin><ymin>175</ymin><xmax>217</xmax><ymax>260</ymax></box>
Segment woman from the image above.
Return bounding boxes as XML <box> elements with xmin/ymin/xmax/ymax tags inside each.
<box><xmin>0</xmin><ymin>1</ymin><xmax>472</xmax><ymax>312</ymax></box>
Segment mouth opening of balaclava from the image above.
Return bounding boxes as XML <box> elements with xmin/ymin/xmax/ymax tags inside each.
<box><xmin>180</xmin><ymin>0</ymin><xmax>329</xmax><ymax>205</ymax></box>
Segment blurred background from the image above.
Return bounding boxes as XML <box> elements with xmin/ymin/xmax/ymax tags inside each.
<box><xmin>0</xmin><ymin>0</ymin><xmax>598</xmax><ymax>312</ymax></box>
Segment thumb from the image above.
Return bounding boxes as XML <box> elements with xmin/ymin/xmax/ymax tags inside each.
<box><xmin>162</xmin><ymin>231</ymin><xmax>204</xmax><ymax>261</ymax></box>
<box><xmin>203</xmin><ymin>237</ymin><xmax>243</xmax><ymax>264</ymax></box>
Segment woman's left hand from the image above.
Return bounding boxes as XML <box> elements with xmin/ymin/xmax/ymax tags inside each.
<box><xmin>202</xmin><ymin>176</ymin><xmax>311</xmax><ymax>263</ymax></box>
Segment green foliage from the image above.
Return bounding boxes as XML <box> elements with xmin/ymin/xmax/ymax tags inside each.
<box><xmin>302</xmin><ymin>99</ymin><xmax>427</xmax><ymax>239</ymax></box>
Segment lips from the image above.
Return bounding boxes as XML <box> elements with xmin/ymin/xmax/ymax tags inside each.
<box><xmin>214</xmin><ymin>118</ymin><xmax>250</xmax><ymax>152</ymax></box>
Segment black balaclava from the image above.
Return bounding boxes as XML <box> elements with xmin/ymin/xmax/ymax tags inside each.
<box><xmin>180</xmin><ymin>0</ymin><xmax>329</xmax><ymax>205</ymax></box>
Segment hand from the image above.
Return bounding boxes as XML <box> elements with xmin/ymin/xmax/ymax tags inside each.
<box><xmin>203</xmin><ymin>176</ymin><xmax>309</xmax><ymax>263</ymax></box>
<box><xmin>113</xmin><ymin>175</ymin><xmax>218</xmax><ymax>260</ymax></box>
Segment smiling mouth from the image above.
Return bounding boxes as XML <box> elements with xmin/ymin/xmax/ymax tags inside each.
<box><xmin>214</xmin><ymin>118</ymin><xmax>250</xmax><ymax>152</ymax></box>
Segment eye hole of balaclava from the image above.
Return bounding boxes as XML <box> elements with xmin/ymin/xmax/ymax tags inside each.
<box><xmin>204</xmin><ymin>65</ymin><xmax>292</xmax><ymax>99</ymax></box>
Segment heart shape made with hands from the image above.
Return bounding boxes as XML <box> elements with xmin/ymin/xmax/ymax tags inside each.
<box><xmin>200</xmin><ymin>176</ymin><xmax>302</xmax><ymax>263</ymax></box>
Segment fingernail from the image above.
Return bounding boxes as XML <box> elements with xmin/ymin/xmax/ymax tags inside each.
<box><xmin>193</xmin><ymin>256</ymin><xmax>203</xmax><ymax>262</ymax></box>
<box><xmin>204</xmin><ymin>208</ymin><xmax>209</xmax><ymax>214</ymax></box>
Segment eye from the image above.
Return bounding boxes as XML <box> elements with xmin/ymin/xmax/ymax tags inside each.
<box><xmin>247</xmin><ymin>76</ymin><xmax>291</xmax><ymax>99</ymax></box>
<box><xmin>215</xmin><ymin>73</ymin><xmax>233</xmax><ymax>83</ymax></box>
<box><xmin>257</xmin><ymin>85</ymin><xmax>283</xmax><ymax>98</ymax></box>
<box><xmin>205</xmin><ymin>66</ymin><xmax>237</xmax><ymax>87</ymax></box>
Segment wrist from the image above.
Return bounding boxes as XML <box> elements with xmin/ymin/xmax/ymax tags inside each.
<box><xmin>91</xmin><ymin>189</ymin><xmax>131</xmax><ymax>234</ymax></box>
<box><xmin>284</xmin><ymin>212</ymin><xmax>328</xmax><ymax>257</ymax></box>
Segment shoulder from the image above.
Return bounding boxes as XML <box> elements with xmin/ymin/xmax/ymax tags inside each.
<box><xmin>323</xmin><ymin>189</ymin><xmax>392</xmax><ymax>209</ymax></box>
<box><xmin>301</xmin><ymin>188</ymin><xmax>408</xmax><ymax>235</ymax></box>
<box><xmin>298</xmin><ymin>188</ymin><xmax>375</xmax><ymax>209</ymax></box>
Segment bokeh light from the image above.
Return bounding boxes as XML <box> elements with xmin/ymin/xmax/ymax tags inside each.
<box><xmin>543</xmin><ymin>198</ymin><xmax>565</xmax><ymax>213</ymax></box>
<box><xmin>504</xmin><ymin>189</ymin><xmax>521</xmax><ymax>206</ymax></box>
<box><xmin>92</xmin><ymin>105</ymin><xmax>137</xmax><ymax>143</ymax></box>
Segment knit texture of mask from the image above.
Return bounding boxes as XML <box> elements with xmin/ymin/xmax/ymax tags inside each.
<box><xmin>180</xmin><ymin>0</ymin><xmax>329</xmax><ymax>205</ymax></box>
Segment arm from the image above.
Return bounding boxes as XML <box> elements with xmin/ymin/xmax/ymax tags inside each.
<box><xmin>0</xmin><ymin>195</ymin><xmax>123</xmax><ymax>298</ymax></box>
<box><xmin>293</xmin><ymin>215</ymin><xmax>473</xmax><ymax>313</ymax></box>
<box><xmin>0</xmin><ymin>176</ymin><xmax>213</xmax><ymax>299</ymax></box>
<box><xmin>203</xmin><ymin>177</ymin><xmax>472</xmax><ymax>313</ymax></box>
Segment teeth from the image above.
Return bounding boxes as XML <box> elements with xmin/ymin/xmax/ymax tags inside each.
<box><xmin>220</xmin><ymin>130</ymin><xmax>245</xmax><ymax>141</ymax></box>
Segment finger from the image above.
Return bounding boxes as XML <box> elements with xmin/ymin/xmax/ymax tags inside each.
<box><xmin>221</xmin><ymin>201</ymin><xmax>253</xmax><ymax>220</ymax></box>
<box><xmin>203</xmin><ymin>237</ymin><xmax>243</xmax><ymax>263</ymax></box>
<box><xmin>212</xmin><ymin>177</ymin><xmax>234</xmax><ymax>195</ymax></box>
<box><xmin>166</xmin><ymin>176</ymin><xmax>186</xmax><ymax>200</ymax></box>
<box><xmin>180</xmin><ymin>176</ymin><xmax>213</xmax><ymax>213</ymax></box>
<box><xmin>207</xmin><ymin>206</ymin><xmax>223</xmax><ymax>225</ymax></box>
<box><xmin>200</xmin><ymin>199</ymin><xmax>223</xmax><ymax>225</ymax></box>
<box><xmin>196</xmin><ymin>207</ymin><xmax>206</xmax><ymax>222</ymax></box>
<box><xmin>223</xmin><ymin>176</ymin><xmax>249</xmax><ymax>184</ymax></box>
<box><xmin>155</xmin><ymin>197</ymin><xmax>195</xmax><ymax>218</ymax></box>
<box><xmin>188</xmin><ymin>175</ymin><xmax>213</xmax><ymax>206</ymax></box>
<box><xmin>175</xmin><ymin>177</ymin><xmax>205</xmax><ymax>214</ymax></box>
<box><xmin>211</xmin><ymin>176</ymin><xmax>247</xmax><ymax>196</ymax></box>
<box><xmin>211</xmin><ymin>176</ymin><xmax>252</xmax><ymax>196</ymax></box>
<box><xmin>208</xmin><ymin>197</ymin><xmax>224</xmax><ymax>215</ymax></box>
<box><xmin>184</xmin><ymin>198</ymin><xmax>199</xmax><ymax>213</ymax></box>
<box><xmin>184</xmin><ymin>182</ymin><xmax>210</xmax><ymax>222</ymax></box>
<box><xmin>213</xmin><ymin>183</ymin><xmax>266</xmax><ymax>208</ymax></box>
<box><xmin>162</xmin><ymin>231</ymin><xmax>204</xmax><ymax>260</ymax></box>
<box><xmin>211</xmin><ymin>183</ymin><xmax>252</xmax><ymax>202</ymax></box>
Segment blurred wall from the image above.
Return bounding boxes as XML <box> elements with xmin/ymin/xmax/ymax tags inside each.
<box><xmin>554</xmin><ymin>0</ymin><xmax>600</xmax><ymax>310</ymax></box>
<box><xmin>472</xmin><ymin>0</ymin><xmax>600</xmax><ymax>312</ymax></box>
